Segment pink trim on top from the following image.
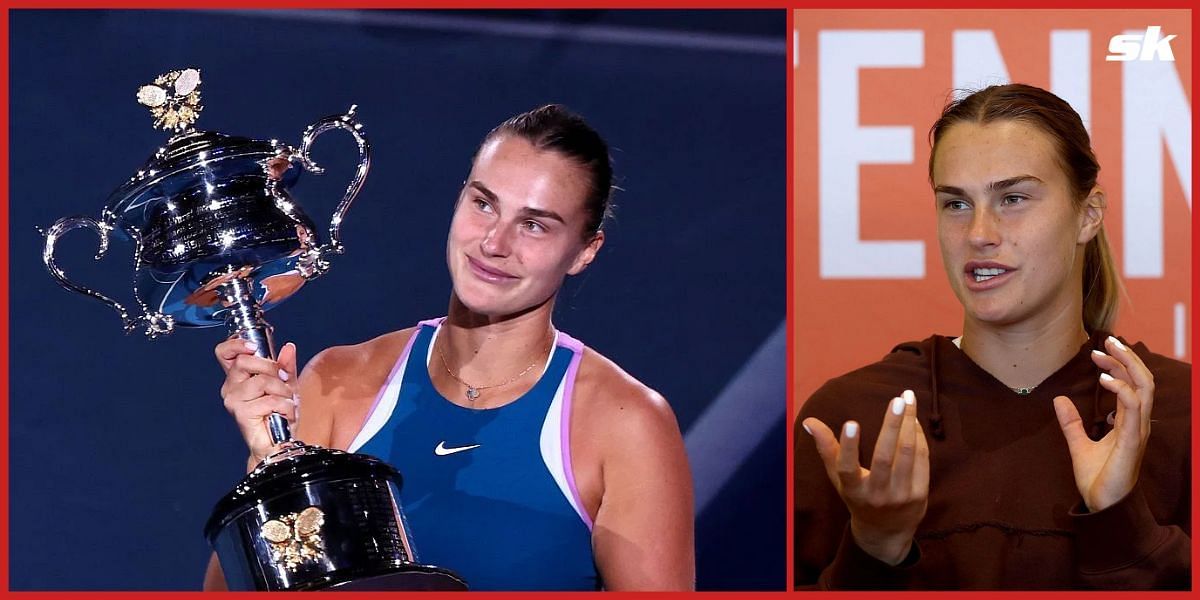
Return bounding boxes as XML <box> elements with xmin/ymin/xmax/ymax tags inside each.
<box><xmin>353</xmin><ymin>319</ymin><xmax>437</xmax><ymax>444</ymax></box>
<box><xmin>556</xmin><ymin>331</ymin><xmax>593</xmax><ymax>531</ymax></box>
<box><xmin>418</xmin><ymin>316</ymin><xmax>446</xmax><ymax>328</ymax></box>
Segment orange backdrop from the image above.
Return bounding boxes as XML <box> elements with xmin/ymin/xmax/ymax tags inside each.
<box><xmin>793</xmin><ymin>9</ymin><xmax>1192</xmax><ymax>414</ymax></box>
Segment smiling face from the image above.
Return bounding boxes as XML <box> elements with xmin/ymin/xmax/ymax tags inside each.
<box><xmin>933</xmin><ymin>120</ymin><xmax>1102</xmax><ymax>330</ymax></box>
<box><xmin>446</xmin><ymin>134</ymin><xmax>603</xmax><ymax>318</ymax></box>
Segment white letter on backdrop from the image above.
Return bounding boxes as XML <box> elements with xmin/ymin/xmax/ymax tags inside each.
<box><xmin>818</xmin><ymin>30</ymin><xmax>924</xmax><ymax>278</ymax></box>
<box><xmin>1124</xmin><ymin>52</ymin><xmax>1191</xmax><ymax>277</ymax></box>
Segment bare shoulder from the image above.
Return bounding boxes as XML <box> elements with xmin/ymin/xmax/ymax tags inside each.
<box><xmin>571</xmin><ymin>347</ymin><xmax>680</xmax><ymax>442</ymax></box>
<box><xmin>571</xmin><ymin>346</ymin><xmax>695</xmax><ymax>589</ymax></box>
<box><xmin>303</xmin><ymin>326</ymin><xmax>419</xmax><ymax>381</ymax></box>
<box><xmin>297</xmin><ymin>326</ymin><xmax>420</xmax><ymax>449</ymax></box>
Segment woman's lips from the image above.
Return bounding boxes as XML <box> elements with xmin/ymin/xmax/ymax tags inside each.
<box><xmin>467</xmin><ymin>256</ymin><xmax>517</xmax><ymax>283</ymax></box>
<box><xmin>963</xmin><ymin>262</ymin><xmax>1016</xmax><ymax>291</ymax></box>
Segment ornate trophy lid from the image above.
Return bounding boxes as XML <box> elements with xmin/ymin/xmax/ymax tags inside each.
<box><xmin>103</xmin><ymin>68</ymin><xmax>298</xmax><ymax>226</ymax></box>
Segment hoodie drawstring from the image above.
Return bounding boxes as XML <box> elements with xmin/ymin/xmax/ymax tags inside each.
<box><xmin>1087</xmin><ymin>334</ymin><xmax>1107</xmax><ymax>441</ymax></box>
<box><xmin>929</xmin><ymin>339</ymin><xmax>945</xmax><ymax>440</ymax></box>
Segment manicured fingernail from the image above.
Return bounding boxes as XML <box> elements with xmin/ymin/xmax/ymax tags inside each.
<box><xmin>802</xmin><ymin>422</ymin><xmax>813</xmax><ymax>436</ymax></box>
<box><xmin>1107</xmin><ymin>336</ymin><xmax>1126</xmax><ymax>351</ymax></box>
<box><xmin>1092</xmin><ymin>349</ymin><xmax>1107</xmax><ymax>357</ymax></box>
<box><xmin>278</xmin><ymin>369</ymin><xmax>289</xmax><ymax>382</ymax></box>
<box><xmin>891</xmin><ymin>397</ymin><xmax>905</xmax><ymax>415</ymax></box>
<box><xmin>244</xmin><ymin>340</ymin><xmax>259</xmax><ymax>352</ymax></box>
<box><xmin>1100</xmin><ymin>372</ymin><xmax>1115</xmax><ymax>383</ymax></box>
<box><xmin>903</xmin><ymin>389</ymin><xmax>915</xmax><ymax>406</ymax></box>
<box><xmin>844</xmin><ymin>422</ymin><xmax>858</xmax><ymax>438</ymax></box>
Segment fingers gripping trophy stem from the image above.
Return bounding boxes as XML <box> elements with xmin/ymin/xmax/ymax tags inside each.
<box><xmin>219</xmin><ymin>276</ymin><xmax>291</xmax><ymax>445</ymax></box>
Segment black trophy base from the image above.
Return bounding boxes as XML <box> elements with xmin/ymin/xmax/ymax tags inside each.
<box><xmin>206</xmin><ymin>443</ymin><xmax>468</xmax><ymax>591</ymax></box>
<box><xmin>317</xmin><ymin>564</ymin><xmax>467</xmax><ymax>591</ymax></box>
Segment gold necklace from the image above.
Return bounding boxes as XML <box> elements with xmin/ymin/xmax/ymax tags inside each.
<box><xmin>436</xmin><ymin>338</ymin><xmax>550</xmax><ymax>402</ymax></box>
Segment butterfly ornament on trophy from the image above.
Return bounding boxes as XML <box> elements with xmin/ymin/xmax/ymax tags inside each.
<box><xmin>260</xmin><ymin>506</ymin><xmax>327</xmax><ymax>572</ymax></box>
<box><xmin>136</xmin><ymin>68</ymin><xmax>204</xmax><ymax>132</ymax></box>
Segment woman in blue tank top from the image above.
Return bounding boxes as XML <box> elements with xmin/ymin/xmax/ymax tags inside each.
<box><xmin>206</xmin><ymin>105</ymin><xmax>695</xmax><ymax>590</ymax></box>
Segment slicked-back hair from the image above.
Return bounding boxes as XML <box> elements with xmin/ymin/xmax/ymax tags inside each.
<box><xmin>482</xmin><ymin>104</ymin><xmax>614</xmax><ymax>238</ymax></box>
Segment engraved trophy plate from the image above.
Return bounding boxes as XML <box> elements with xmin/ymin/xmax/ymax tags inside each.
<box><xmin>40</xmin><ymin>68</ymin><xmax>466</xmax><ymax>591</ymax></box>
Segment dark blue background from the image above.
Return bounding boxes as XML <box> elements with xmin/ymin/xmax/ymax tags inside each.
<box><xmin>10</xmin><ymin>9</ymin><xmax>785</xmax><ymax>590</ymax></box>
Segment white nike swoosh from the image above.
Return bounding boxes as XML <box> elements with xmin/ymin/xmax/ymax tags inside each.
<box><xmin>434</xmin><ymin>441</ymin><xmax>481</xmax><ymax>456</ymax></box>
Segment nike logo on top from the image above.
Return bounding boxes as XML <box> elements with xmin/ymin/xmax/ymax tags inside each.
<box><xmin>434</xmin><ymin>441</ymin><xmax>481</xmax><ymax>456</ymax></box>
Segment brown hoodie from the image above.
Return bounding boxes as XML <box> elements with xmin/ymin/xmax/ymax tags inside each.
<box><xmin>794</xmin><ymin>331</ymin><xmax>1190</xmax><ymax>589</ymax></box>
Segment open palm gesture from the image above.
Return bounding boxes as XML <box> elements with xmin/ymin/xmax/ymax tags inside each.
<box><xmin>1053</xmin><ymin>336</ymin><xmax>1154</xmax><ymax>512</ymax></box>
<box><xmin>803</xmin><ymin>390</ymin><xmax>929</xmax><ymax>565</ymax></box>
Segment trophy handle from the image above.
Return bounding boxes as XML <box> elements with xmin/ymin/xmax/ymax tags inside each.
<box><xmin>40</xmin><ymin>216</ymin><xmax>175</xmax><ymax>337</ymax></box>
<box><xmin>296</xmin><ymin>105</ymin><xmax>372</xmax><ymax>257</ymax></box>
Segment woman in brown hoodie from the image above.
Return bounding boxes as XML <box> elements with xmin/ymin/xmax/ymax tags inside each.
<box><xmin>794</xmin><ymin>84</ymin><xmax>1190</xmax><ymax>589</ymax></box>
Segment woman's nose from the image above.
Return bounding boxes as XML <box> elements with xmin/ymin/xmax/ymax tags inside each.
<box><xmin>480</xmin><ymin>222</ymin><xmax>512</xmax><ymax>257</ymax></box>
<box><xmin>967</xmin><ymin>207</ymin><xmax>1000</xmax><ymax>248</ymax></box>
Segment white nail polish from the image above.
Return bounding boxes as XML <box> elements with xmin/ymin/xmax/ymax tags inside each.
<box><xmin>891</xmin><ymin>397</ymin><xmax>905</xmax><ymax>415</ymax></box>
<box><xmin>1107</xmin><ymin>336</ymin><xmax>1127</xmax><ymax>351</ymax></box>
<box><xmin>1100</xmin><ymin>372</ymin><xmax>1115</xmax><ymax>383</ymax></box>
<box><xmin>845</xmin><ymin>422</ymin><xmax>858</xmax><ymax>438</ymax></box>
<box><xmin>278</xmin><ymin>369</ymin><xmax>289</xmax><ymax>382</ymax></box>
<box><xmin>1092</xmin><ymin>349</ymin><xmax>1107</xmax><ymax>357</ymax></box>
<box><xmin>903</xmin><ymin>389</ymin><xmax>915</xmax><ymax>406</ymax></box>
<box><xmin>802</xmin><ymin>422</ymin><xmax>813</xmax><ymax>436</ymax></box>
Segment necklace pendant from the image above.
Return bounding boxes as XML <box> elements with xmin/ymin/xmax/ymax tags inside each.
<box><xmin>465</xmin><ymin>387</ymin><xmax>480</xmax><ymax>401</ymax></box>
<box><xmin>1013</xmin><ymin>387</ymin><xmax>1033</xmax><ymax>395</ymax></box>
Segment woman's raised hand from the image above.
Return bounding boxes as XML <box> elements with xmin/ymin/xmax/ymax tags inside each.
<box><xmin>803</xmin><ymin>390</ymin><xmax>930</xmax><ymax>565</ymax></box>
<box><xmin>215</xmin><ymin>337</ymin><xmax>300</xmax><ymax>465</ymax></box>
<box><xmin>1053</xmin><ymin>336</ymin><xmax>1155</xmax><ymax>512</ymax></box>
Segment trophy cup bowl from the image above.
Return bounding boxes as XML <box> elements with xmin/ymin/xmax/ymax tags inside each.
<box><xmin>40</xmin><ymin>69</ymin><xmax>466</xmax><ymax>591</ymax></box>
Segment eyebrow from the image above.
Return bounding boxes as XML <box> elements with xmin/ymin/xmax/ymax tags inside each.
<box><xmin>467</xmin><ymin>181</ymin><xmax>498</xmax><ymax>201</ymax></box>
<box><xmin>466</xmin><ymin>181</ymin><xmax>566</xmax><ymax>224</ymax></box>
<box><xmin>934</xmin><ymin>175</ymin><xmax>1044</xmax><ymax>196</ymax></box>
<box><xmin>518</xmin><ymin>207</ymin><xmax>566</xmax><ymax>224</ymax></box>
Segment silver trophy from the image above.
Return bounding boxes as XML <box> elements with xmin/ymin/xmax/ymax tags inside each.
<box><xmin>40</xmin><ymin>68</ymin><xmax>465</xmax><ymax>591</ymax></box>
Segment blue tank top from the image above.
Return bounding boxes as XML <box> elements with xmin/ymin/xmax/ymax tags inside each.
<box><xmin>349</xmin><ymin>318</ymin><xmax>599</xmax><ymax>590</ymax></box>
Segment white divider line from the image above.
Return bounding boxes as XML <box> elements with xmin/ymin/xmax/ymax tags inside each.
<box><xmin>684</xmin><ymin>320</ymin><xmax>786</xmax><ymax>515</ymax></box>
<box><xmin>205</xmin><ymin>9</ymin><xmax>785</xmax><ymax>56</ymax></box>
<box><xmin>1175</xmin><ymin>302</ymin><xmax>1186</xmax><ymax>359</ymax></box>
